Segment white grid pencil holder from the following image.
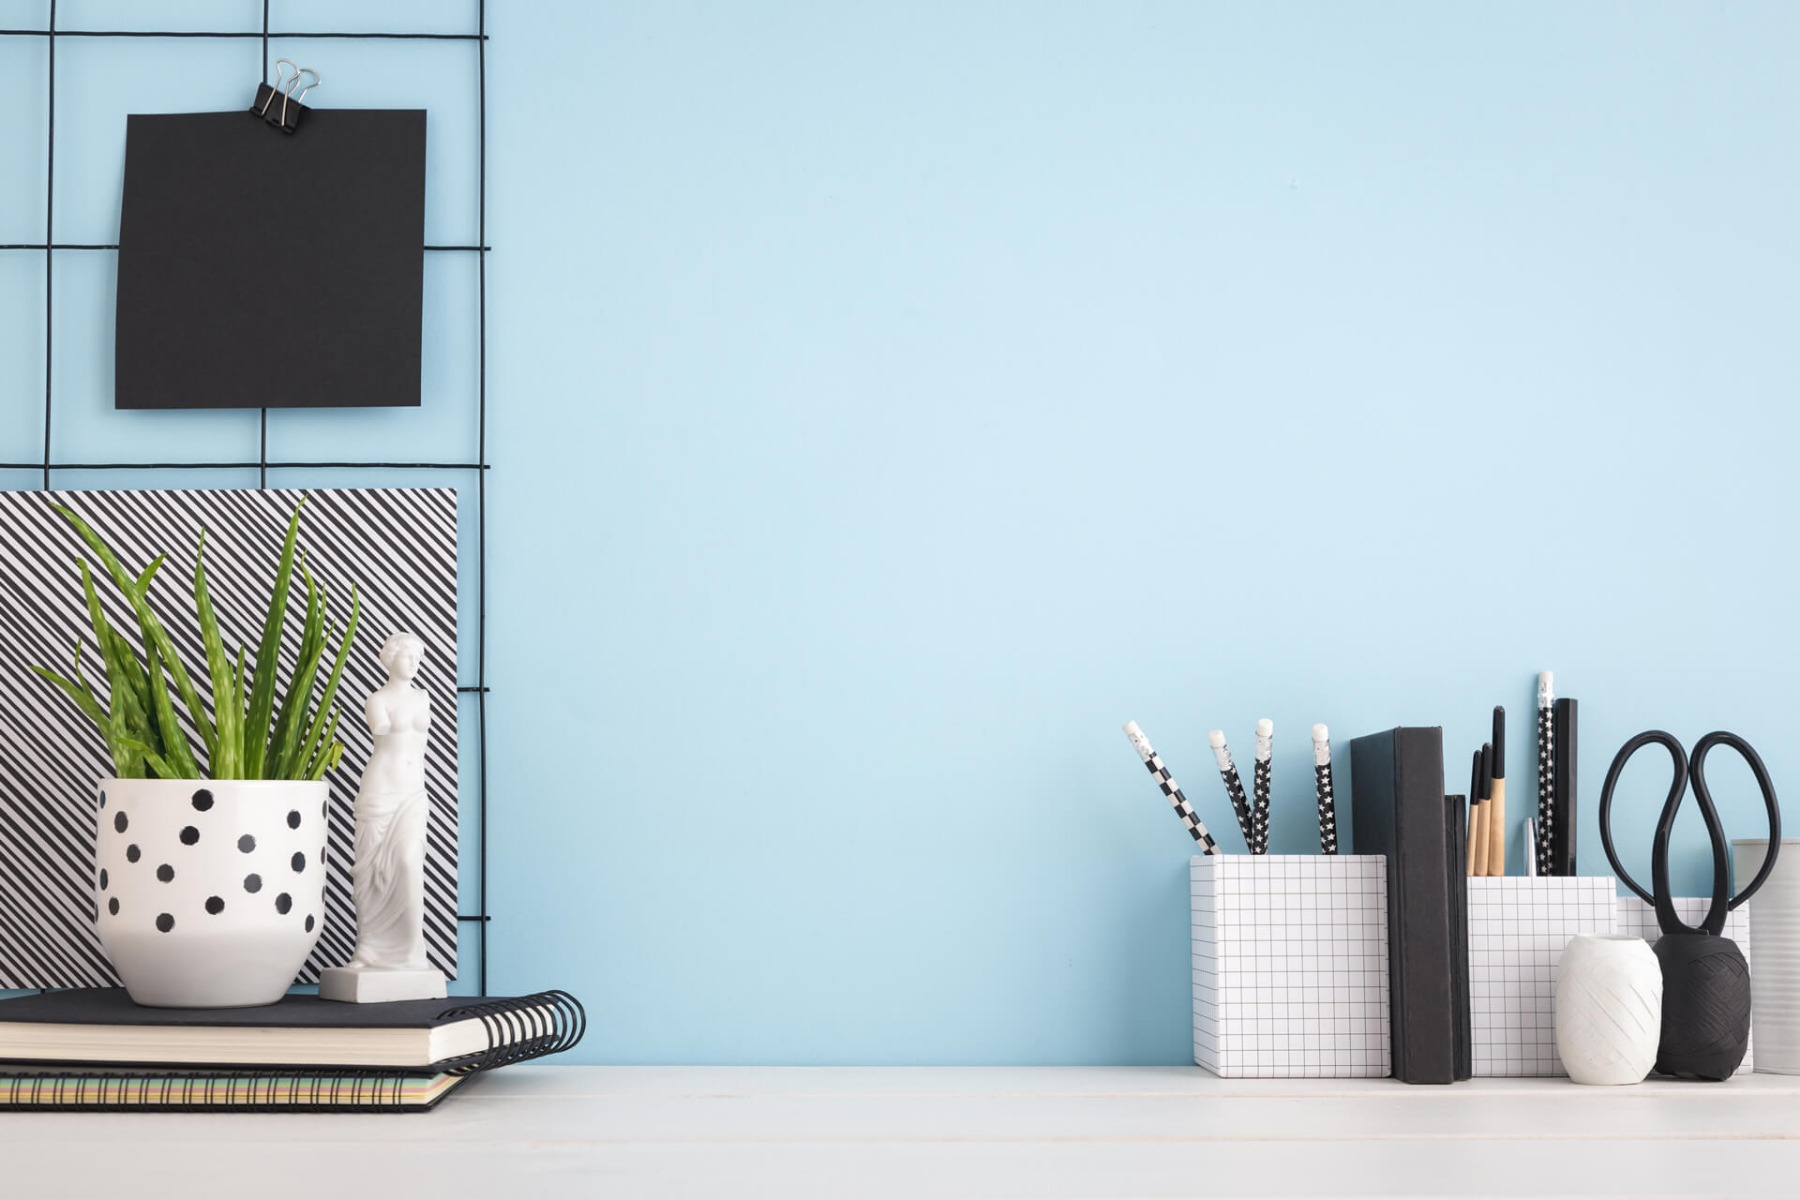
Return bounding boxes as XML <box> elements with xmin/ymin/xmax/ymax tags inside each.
<box><xmin>1466</xmin><ymin>876</ymin><xmax>1616</xmax><ymax>1077</ymax></box>
<box><xmin>1616</xmin><ymin>895</ymin><xmax>1755</xmax><ymax>1075</ymax></box>
<box><xmin>1191</xmin><ymin>855</ymin><xmax>1389</xmax><ymax>1079</ymax></box>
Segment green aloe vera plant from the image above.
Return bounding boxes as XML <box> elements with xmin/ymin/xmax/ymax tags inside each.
<box><xmin>30</xmin><ymin>500</ymin><xmax>361</xmax><ymax>782</ymax></box>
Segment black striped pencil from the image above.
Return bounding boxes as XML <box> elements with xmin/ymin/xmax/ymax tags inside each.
<box><xmin>1536</xmin><ymin>671</ymin><xmax>1555</xmax><ymax>877</ymax></box>
<box><xmin>1124</xmin><ymin>722</ymin><xmax>1220</xmax><ymax>855</ymax></box>
<box><xmin>1208</xmin><ymin>729</ymin><xmax>1256</xmax><ymax>851</ymax></box>
<box><xmin>1252</xmin><ymin>719</ymin><xmax>1274</xmax><ymax>855</ymax></box>
<box><xmin>1312</xmin><ymin>724</ymin><xmax>1338</xmax><ymax>855</ymax></box>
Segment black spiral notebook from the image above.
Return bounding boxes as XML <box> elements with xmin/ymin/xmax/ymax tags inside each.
<box><xmin>0</xmin><ymin>988</ymin><xmax>584</xmax><ymax>1070</ymax></box>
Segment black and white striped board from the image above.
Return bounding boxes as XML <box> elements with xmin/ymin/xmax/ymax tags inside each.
<box><xmin>0</xmin><ymin>488</ymin><xmax>459</xmax><ymax>987</ymax></box>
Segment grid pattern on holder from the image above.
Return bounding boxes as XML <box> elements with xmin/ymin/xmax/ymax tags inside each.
<box><xmin>1616</xmin><ymin>896</ymin><xmax>1754</xmax><ymax>1075</ymax></box>
<box><xmin>1466</xmin><ymin>876</ymin><xmax>1615</xmax><ymax>1077</ymax></box>
<box><xmin>1192</xmin><ymin>855</ymin><xmax>1389</xmax><ymax>1079</ymax></box>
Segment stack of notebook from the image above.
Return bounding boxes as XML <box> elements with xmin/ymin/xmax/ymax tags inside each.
<box><xmin>0</xmin><ymin>987</ymin><xmax>584</xmax><ymax>1112</ymax></box>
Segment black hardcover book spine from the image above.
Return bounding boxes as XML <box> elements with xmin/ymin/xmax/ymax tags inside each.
<box><xmin>1350</xmin><ymin>726</ymin><xmax>1456</xmax><ymax>1084</ymax></box>
<box><xmin>1446</xmin><ymin>793</ymin><xmax>1472</xmax><ymax>1081</ymax></box>
<box><xmin>1552</xmin><ymin>699</ymin><xmax>1577</xmax><ymax>876</ymax></box>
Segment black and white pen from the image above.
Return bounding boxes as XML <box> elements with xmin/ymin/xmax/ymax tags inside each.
<box><xmin>1536</xmin><ymin>671</ymin><xmax>1555</xmax><ymax>878</ymax></box>
<box><xmin>1124</xmin><ymin>722</ymin><xmax>1220</xmax><ymax>855</ymax></box>
<box><xmin>1252</xmin><ymin>719</ymin><xmax>1273</xmax><ymax>855</ymax></box>
<box><xmin>1208</xmin><ymin>729</ymin><xmax>1255</xmax><ymax>851</ymax></box>
<box><xmin>1312</xmin><ymin>723</ymin><xmax>1338</xmax><ymax>855</ymax></box>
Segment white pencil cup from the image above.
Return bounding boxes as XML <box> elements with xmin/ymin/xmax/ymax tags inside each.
<box><xmin>1733</xmin><ymin>839</ymin><xmax>1800</xmax><ymax>1074</ymax></box>
<box><xmin>1465</xmin><ymin>876</ymin><xmax>1615</xmax><ymax>1077</ymax></box>
<box><xmin>1191</xmin><ymin>855</ymin><xmax>1389</xmax><ymax>1078</ymax></box>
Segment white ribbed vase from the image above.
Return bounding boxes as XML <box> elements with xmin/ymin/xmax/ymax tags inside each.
<box><xmin>1555</xmin><ymin>934</ymin><xmax>1662</xmax><ymax>1086</ymax></box>
<box><xmin>1735</xmin><ymin>839</ymin><xmax>1800</xmax><ymax>1073</ymax></box>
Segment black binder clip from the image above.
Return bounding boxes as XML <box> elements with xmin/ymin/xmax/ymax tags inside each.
<box><xmin>250</xmin><ymin>58</ymin><xmax>321</xmax><ymax>135</ymax></box>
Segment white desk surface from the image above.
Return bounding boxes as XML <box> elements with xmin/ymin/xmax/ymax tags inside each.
<box><xmin>4</xmin><ymin>1066</ymin><xmax>1799</xmax><ymax>1198</ymax></box>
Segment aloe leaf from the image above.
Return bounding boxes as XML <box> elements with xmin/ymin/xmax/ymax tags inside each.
<box><xmin>119</xmin><ymin>738</ymin><xmax>177</xmax><ymax>781</ymax></box>
<box><xmin>293</xmin><ymin>585</ymin><xmax>360</xmax><ymax>781</ymax></box>
<box><xmin>144</xmin><ymin>636</ymin><xmax>202</xmax><ymax>779</ymax></box>
<box><xmin>192</xmin><ymin>531</ymin><xmax>239</xmax><ymax>779</ymax></box>
<box><xmin>269</xmin><ymin>567</ymin><xmax>326</xmax><ymax>781</ymax></box>
<box><xmin>304</xmin><ymin>710</ymin><xmax>342</xmax><ymax>780</ymax></box>
<box><xmin>244</xmin><ymin>503</ymin><xmax>303</xmax><ymax>779</ymax></box>
<box><xmin>74</xmin><ymin>560</ymin><xmax>140</xmax><ymax>775</ymax></box>
<box><xmin>53</xmin><ymin>505</ymin><xmax>216</xmax><ymax>760</ymax></box>
<box><xmin>29</xmin><ymin>665</ymin><xmax>107</xmax><ymax>731</ymax></box>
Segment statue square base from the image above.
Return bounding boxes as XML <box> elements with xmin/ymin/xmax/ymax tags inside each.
<box><xmin>319</xmin><ymin>965</ymin><xmax>447</xmax><ymax>1004</ymax></box>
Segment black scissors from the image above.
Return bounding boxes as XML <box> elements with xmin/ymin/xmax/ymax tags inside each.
<box><xmin>1598</xmin><ymin>730</ymin><xmax>1782</xmax><ymax>936</ymax></box>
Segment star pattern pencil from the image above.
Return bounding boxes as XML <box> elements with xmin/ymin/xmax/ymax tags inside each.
<box><xmin>1536</xmin><ymin>671</ymin><xmax>1555</xmax><ymax>878</ymax></box>
<box><xmin>1124</xmin><ymin>722</ymin><xmax>1220</xmax><ymax>855</ymax></box>
<box><xmin>1208</xmin><ymin>729</ymin><xmax>1255</xmax><ymax>852</ymax></box>
<box><xmin>1312</xmin><ymin>724</ymin><xmax>1338</xmax><ymax>855</ymax></box>
<box><xmin>1252</xmin><ymin>719</ymin><xmax>1274</xmax><ymax>855</ymax></box>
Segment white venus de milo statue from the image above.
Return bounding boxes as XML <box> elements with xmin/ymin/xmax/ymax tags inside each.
<box><xmin>319</xmin><ymin>632</ymin><xmax>447</xmax><ymax>1003</ymax></box>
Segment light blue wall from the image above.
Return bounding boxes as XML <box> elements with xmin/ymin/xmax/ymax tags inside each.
<box><xmin>5</xmin><ymin>1</ymin><xmax>1800</xmax><ymax>1063</ymax></box>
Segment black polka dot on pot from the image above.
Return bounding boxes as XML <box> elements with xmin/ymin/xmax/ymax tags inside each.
<box><xmin>287</xmin><ymin>810</ymin><xmax>301</xmax><ymax>829</ymax></box>
<box><xmin>99</xmin><ymin>868</ymin><xmax>108</xmax><ymax>891</ymax></box>
<box><xmin>98</xmin><ymin>791</ymin><xmax>106</xmax><ymax>809</ymax></box>
<box><xmin>205</xmin><ymin>896</ymin><xmax>225</xmax><ymax>915</ymax></box>
<box><xmin>244</xmin><ymin>873</ymin><xmax>262</xmax><ymax>894</ymax></box>
<box><xmin>155</xmin><ymin>913</ymin><xmax>174</xmax><ymax>933</ymax></box>
<box><xmin>291</xmin><ymin>852</ymin><xmax>305</xmax><ymax>873</ymax></box>
<box><xmin>304</xmin><ymin>915</ymin><xmax>315</xmax><ymax>933</ymax></box>
<box><xmin>107</xmin><ymin>897</ymin><xmax>119</xmax><ymax>916</ymax></box>
<box><xmin>237</xmin><ymin>834</ymin><xmax>256</xmax><ymax>853</ymax></box>
<box><xmin>126</xmin><ymin>844</ymin><xmax>141</xmax><ymax>863</ymax></box>
<box><xmin>191</xmin><ymin>789</ymin><xmax>213</xmax><ymax>811</ymax></box>
<box><xmin>113</xmin><ymin>811</ymin><xmax>128</xmax><ymax>833</ymax></box>
<box><xmin>156</xmin><ymin>864</ymin><xmax>174</xmax><ymax>883</ymax></box>
<box><xmin>275</xmin><ymin>893</ymin><xmax>292</xmax><ymax>915</ymax></box>
<box><xmin>180</xmin><ymin>825</ymin><xmax>199</xmax><ymax>845</ymax></box>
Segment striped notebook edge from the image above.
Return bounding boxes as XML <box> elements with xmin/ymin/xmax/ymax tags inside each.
<box><xmin>0</xmin><ymin>1067</ymin><xmax>470</xmax><ymax>1112</ymax></box>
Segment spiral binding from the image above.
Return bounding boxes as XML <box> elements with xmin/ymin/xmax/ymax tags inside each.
<box><xmin>433</xmin><ymin>989</ymin><xmax>588</xmax><ymax>1075</ymax></box>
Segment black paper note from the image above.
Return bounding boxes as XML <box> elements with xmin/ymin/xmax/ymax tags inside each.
<box><xmin>116</xmin><ymin>109</ymin><xmax>426</xmax><ymax>409</ymax></box>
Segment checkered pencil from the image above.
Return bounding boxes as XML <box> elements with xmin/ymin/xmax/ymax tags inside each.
<box><xmin>1536</xmin><ymin>671</ymin><xmax>1555</xmax><ymax>877</ymax></box>
<box><xmin>1312</xmin><ymin>724</ymin><xmax>1338</xmax><ymax>854</ymax></box>
<box><xmin>1252</xmin><ymin>719</ymin><xmax>1274</xmax><ymax>855</ymax></box>
<box><xmin>1123</xmin><ymin>722</ymin><xmax>1220</xmax><ymax>855</ymax></box>
<box><xmin>1208</xmin><ymin>729</ymin><xmax>1256</xmax><ymax>851</ymax></box>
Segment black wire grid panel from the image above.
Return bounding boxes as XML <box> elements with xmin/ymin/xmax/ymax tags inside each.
<box><xmin>0</xmin><ymin>2</ymin><xmax>493</xmax><ymax>994</ymax></box>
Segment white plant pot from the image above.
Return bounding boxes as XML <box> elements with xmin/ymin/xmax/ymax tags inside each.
<box><xmin>1555</xmin><ymin>933</ymin><xmax>1662</xmax><ymax>1086</ymax></box>
<box><xmin>96</xmin><ymin>778</ymin><xmax>328</xmax><ymax>1008</ymax></box>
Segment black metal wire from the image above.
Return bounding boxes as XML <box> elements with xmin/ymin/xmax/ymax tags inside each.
<box><xmin>477</xmin><ymin>0</ymin><xmax>489</xmax><ymax>999</ymax></box>
<box><xmin>14</xmin><ymin>7</ymin><xmax>494</xmax><ymax>992</ymax></box>
<box><xmin>0</xmin><ymin>29</ymin><xmax>487</xmax><ymax>41</ymax></box>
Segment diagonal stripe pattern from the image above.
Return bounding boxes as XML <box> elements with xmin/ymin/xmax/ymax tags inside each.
<box><xmin>0</xmin><ymin>488</ymin><xmax>459</xmax><ymax>987</ymax></box>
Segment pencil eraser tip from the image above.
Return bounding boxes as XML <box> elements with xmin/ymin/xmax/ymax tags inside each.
<box><xmin>1256</xmin><ymin>718</ymin><xmax>1273</xmax><ymax>737</ymax></box>
<box><xmin>1538</xmin><ymin>671</ymin><xmax>1553</xmax><ymax>686</ymax></box>
<box><xmin>1311</xmin><ymin>723</ymin><xmax>1328</xmax><ymax>742</ymax></box>
<box><xmin>1123</xmin><ymin>720</ymin><xmax>1141</xmax><ymax>737</ymax></box>
<box><xmin>1207</xmin><ymin>729</ymin><xmax>1226</xmax><ymax>748</ymax></box>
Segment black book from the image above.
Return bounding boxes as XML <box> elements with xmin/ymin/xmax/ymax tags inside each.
<box><xmin>1349</xmin><ymin>726</ymin><xmax>1456</xmax><ymax>1085</ymax></box>
<box><xmin>1552</xmin><ymin>698</ymin><xmax>1578</xmax><ymax>876</ymax></box>
<box><xmin>0</xmin><ymin>989</ymin><xmax>583</xmax><ymax>1074</ymax></box>
<box><xmin>1445</xmin><ymin>793</ymin><xmax>1472</xmax><ymax>1081</ymax></box>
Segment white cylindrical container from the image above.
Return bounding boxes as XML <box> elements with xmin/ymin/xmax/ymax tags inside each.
<box><xmin>1555</xmin><ymin>934</ymin><xmax>1662</xmax><ymax>1086</ymax></box>
<box><xmin>96</xmin><ymin>778</ymin><xmax>328</xmax><ymax>1008</ymax></box>
<box><xmin>1734</xmin><ymin>839</ymin><xmax>1800</xmax><ymax>1074</ymax></box>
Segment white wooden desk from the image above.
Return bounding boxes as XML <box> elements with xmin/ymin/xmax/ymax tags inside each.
<box><xmin>4</xmin><ymin>1067</ymin><xmax>1799</xmax><ymax>1198</ymax></box>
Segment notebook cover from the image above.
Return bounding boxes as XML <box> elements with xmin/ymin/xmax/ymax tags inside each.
<box><xmin>1349</xmin><ymin>726</ymin><xmax>1455</xmax><ymax>1084</ymax></box>
<box><xmin>0</xmin><ymin>989</ymin><xmax>500</xmax><ymax>1029</ymax></box>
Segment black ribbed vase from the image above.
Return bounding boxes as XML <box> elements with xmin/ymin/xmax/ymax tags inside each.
<box><xmin>1653</xmin><ymin>932</ymin><xmax>1751</xmax><ymax>1081</ymax></box>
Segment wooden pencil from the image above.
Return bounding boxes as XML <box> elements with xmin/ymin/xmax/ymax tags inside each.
<box><xmin>1487</xmin><ymin>707</ymin><xmax>1507</xmax><ymax>877</ymax></box>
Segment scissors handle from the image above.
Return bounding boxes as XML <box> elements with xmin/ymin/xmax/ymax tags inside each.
<box><xmin>1690</xmin><ymin>730</ymin><xmax>1783</xmax><ymax>916</ymax></box>
<box><xmin>1598</xmin><ymin>730</ymin><xmax>1687</xmax><ymax>913</ymax></box>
